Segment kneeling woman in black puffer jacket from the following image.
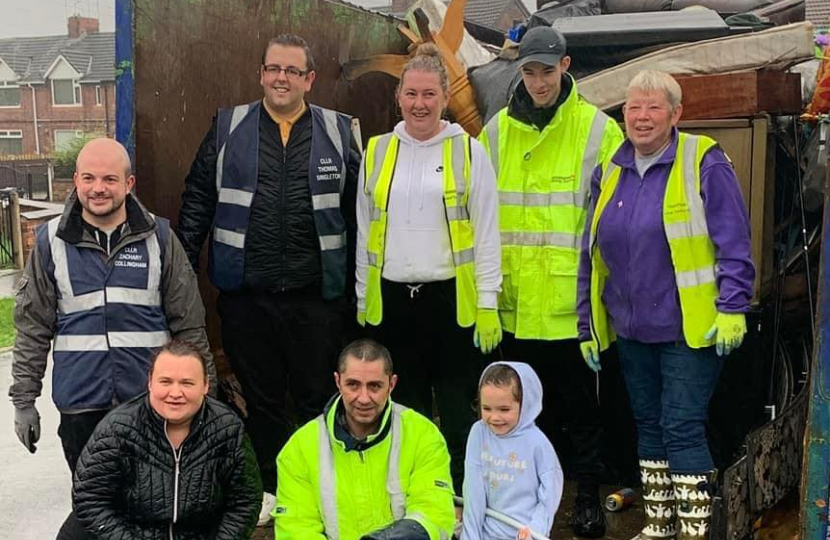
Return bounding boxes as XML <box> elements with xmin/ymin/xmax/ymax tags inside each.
<box><xmin>73</xmin><ymin>340</ymin><xmax>262</xmax><ymax>540</ymax></box>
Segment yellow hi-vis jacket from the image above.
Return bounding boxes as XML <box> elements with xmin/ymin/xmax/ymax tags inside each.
<box><xmin>588</xmin><ymin>132</ymin><xmax>721</xmax><ymax>351</ymax></box>
<box><xmin>274</xmin><ymin>396</ymin><xmax>456</xmax><ymax>540</ymax></box>
<box><xmin>479</xmin><ymin>79</ymin><xmax>624</xmax><ymax>340</ymax></box>
<box><xmin>362</xmin><ymin>132</ymin><xmax>478</xmax><ymax>327</ymax></box>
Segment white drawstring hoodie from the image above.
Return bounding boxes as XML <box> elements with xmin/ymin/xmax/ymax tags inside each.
<box><xmin>356</xmin><ymin>120</ymin><xmax>501</xmax><ymax>312</ymax></box>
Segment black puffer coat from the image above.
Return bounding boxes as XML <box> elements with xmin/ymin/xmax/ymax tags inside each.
<box><xmin>73</xmin><ymin>394</ymin><xmax>262</xmax><ymax>540</ymax></box>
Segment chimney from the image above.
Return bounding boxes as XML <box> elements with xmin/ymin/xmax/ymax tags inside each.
<box><xmin>67</xmin><ymin>16</ymin><xmax>99</xmax><ymax>38</ymax></box>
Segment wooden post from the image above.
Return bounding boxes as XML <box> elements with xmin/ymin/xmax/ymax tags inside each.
<box><xmin>9</xmin><ymin>191</ymin><xmax>24</xmax><ymax>270</ymax></box>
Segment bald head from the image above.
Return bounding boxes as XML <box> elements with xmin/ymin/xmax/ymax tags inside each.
<box><xmin>73</xmin><ymin>137</ymin><xmax>136</xmax><ymax>229</ymax></box>
<box><xmin>76</xmin><ymin>138</ymin><xmax>132</xmax><ymax>178</ymax></box>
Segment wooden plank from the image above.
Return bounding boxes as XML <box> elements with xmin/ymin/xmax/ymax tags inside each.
<box><xmin>673</xmin><ymin>70</ymin><xmax>802</xmax><ymax>120</ymax></box>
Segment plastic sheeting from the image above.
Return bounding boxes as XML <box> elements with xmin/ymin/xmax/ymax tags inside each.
<box><xmin>528</xmin><ymin>0</ymin><xmax>601</xmax><ymax>29</ymax></box>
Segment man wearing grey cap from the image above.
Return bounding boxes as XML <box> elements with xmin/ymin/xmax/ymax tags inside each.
<box><xmin>478</xmin><ymin>26</ymin><xmax>624</xmax><ymax>538</ymax></box>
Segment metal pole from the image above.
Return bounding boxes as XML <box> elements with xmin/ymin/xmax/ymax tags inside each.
<box><xmin>800</xmin><ymin>143</ymin><xmax>830</xmax><ymax>539</ymax></box>
<box><xmin>9</xmin><ymin>191</ymin><xmax>24</xmax><ymax>269</ymax></box>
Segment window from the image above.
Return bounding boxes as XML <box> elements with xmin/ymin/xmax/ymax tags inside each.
<box><xmin>52</xmin><ymin>79</ymin><xmax>81</xmax><ymax>106</ymax></box>
<box><xmin>95</xmin><ymin>85</ymin><xmax>101</xmax><ymax>106</ymax></box>
<box><xmin>55</xmin><ymin>130</ymin><xmax>83</xmax><ymax>152</ymax></box>
<box><xmin>0</xmin><ymin>81</ymin><xmax>19</xmax><ymax>107</ymax></box>
<box><xmin>0</xmin><ymin>130</ymin><xmax>23</xmax><ymax>155</ymax></box>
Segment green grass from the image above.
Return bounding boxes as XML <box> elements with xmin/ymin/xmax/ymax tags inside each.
<box><xmin>0</xmin><ymin>297</ymin><xmax>14</xmax><ymax>349</ymax></box>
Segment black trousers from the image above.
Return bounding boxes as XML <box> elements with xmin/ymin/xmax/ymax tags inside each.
<box><xmin>368</xmin><ymin>278</ymin><xmax>483</xmax><ymax>493</ymax></box>
<box><xmin>55</xmin><ymin>410</ymin><xmax>109</xmax><ymax>540</ymax></box>
<box><xmin>218</xmin><ymin>288</ymin><xmax>342</xmax><ymax>494</ymax></box>
<box><xmin>499</xmin><ymin>333</ymin><xmax>605</xmax><ymax>498</ymax></box>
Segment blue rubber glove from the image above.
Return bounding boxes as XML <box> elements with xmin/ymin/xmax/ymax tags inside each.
<box><xmin>704</xmin><ymin>312</ymin><xmax>747</xmax><ymax>356</ymax></box>
<box><xmin>580</xmin><ymin>341</ymin><xmax>601</xmax><ymax>372</ymax></box>
<box><xmin>473</xmin><ymin>308</ymin><xmax>502</xmax><ymax>354</ymax></box>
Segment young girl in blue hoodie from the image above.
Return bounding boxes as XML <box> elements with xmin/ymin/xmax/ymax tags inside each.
<box><xmin>462</xmin><ymin>362</ymin><xmax>564</xmax><ymax>540</ymax></box>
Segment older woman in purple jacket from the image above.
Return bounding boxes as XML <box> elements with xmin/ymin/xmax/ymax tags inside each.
<box><xmin>576</xmin><ymin>70</ymin><xmax>754</xmax><ymax>540</ymax></box>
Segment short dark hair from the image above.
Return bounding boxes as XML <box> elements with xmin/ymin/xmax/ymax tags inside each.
<box><xmin>261</xmin><ymin>34</ymin><xmax>315</xmax><ymax>72</ymax></box>
<box><xmin>479</xmin><ymin>363</ymin><xmax>522</xmax><ymax>404</ymax></box>
<box><xmin>337</xmin><ymin>339</ymin><xmax>393</xmax><ymax>375</ymax></box>
<box><xmin>148</xmin><ymin>340</ymin><xmax>208</xmax><ymax>381</ymax></box>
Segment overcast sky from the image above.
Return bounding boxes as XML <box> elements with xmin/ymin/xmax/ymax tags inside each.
<box><xmin>0</xmin><ymin>0</ymin><xmax>536</xmax><ymax>39</ymax></box>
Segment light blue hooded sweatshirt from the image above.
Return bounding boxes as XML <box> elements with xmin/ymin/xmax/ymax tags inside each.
<box><xmin>461</xmin><ymin>361</ymin><xmax>564</xmax><ymax>540</ymax></box>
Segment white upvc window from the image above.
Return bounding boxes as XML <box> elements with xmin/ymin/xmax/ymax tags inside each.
<box><xmin>52</xmin><ymin>79</ymin><xmax>82</xmax><ymax>106</ymax></box>
<box><xmin>54</xmin><ymin>129</ymin><xmax>83</xmax><ymax>152</ymax></box>
<box><xmin>0</xmin><ymin>130</ymin><xmax>23</xmax><ymax>154</ymax></box>
<box><xmin>0</xmin><ymin>81</ymin><xmax>20</xmax><ymax>107</ymax></box>
<box><xmin>95</xmin><ymin>85</ymin><xmax>101</xmax><ymax>105</ymax></box>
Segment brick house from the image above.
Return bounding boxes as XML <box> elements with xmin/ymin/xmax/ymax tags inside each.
<box><xmin>0</xmin><ymin>16</ymin><xmax>115</xmax><ymax>157</ymax></box>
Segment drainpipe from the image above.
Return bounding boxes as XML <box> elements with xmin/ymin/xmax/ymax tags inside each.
<box><xmin>27</xmin><ymin>84</ymin><xmax>40</xmax><ymax>155</ymax></box>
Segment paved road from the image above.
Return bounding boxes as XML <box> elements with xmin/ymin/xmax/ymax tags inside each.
<box><xmin>0</xmin><ymin>351</ymin><xmax>71</xmax><ymax>539</ymax></box>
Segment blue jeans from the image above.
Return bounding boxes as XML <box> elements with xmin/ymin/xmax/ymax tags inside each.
<box><xmin>617</xmin><ymin>337</ymin><xmax>723</xmax><ymax>473</ymax></box>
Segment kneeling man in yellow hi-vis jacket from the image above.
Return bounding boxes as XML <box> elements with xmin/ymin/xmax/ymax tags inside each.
<box><xmin>274</xmin><ymin>339</ymin><xmax>456</xmax><ymax>540</ymax></box>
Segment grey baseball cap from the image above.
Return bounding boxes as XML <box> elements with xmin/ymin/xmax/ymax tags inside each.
<box><xmin>517</xmin><ymin>26</ymin><xmax>567</xmax><ymax>68</ymax></box>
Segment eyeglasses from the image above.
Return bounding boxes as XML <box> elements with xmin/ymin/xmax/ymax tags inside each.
<box><xmin>262</xmin><ymin>64</ymin><xmax>309</xmax><ymax>79</ymax></box>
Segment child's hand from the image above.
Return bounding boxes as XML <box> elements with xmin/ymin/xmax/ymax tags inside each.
<box><xmin>517</xmin><ymin>526</ymin><xmax>531</xmax><ymax>540</ymax></box>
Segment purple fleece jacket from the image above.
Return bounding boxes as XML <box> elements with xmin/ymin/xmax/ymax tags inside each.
<box><xmin>576</xmin><ymin>128</ymin><xmax>755</xmax><ymax>344</ymax></box>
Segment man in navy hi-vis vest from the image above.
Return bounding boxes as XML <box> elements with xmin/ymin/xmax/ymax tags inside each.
<box><xmin>9</xmin><ymin>138</ymin><xmax>215</xmax><ymax>539</ymax></box>
<box><xmin>177</xmin><ymin>34</ymin><xmax>361</xmax><ymax>525</ymax></box>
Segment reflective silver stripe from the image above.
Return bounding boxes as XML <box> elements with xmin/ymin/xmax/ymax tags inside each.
<box><xmin>107</xmin><ymin>331</ymin><xmax>170</xmax><ymax>348</ymax></box>
<box><xmin>453</xmin><ymin>248</ymin><xmax>475</xmax><ymax>265</ymax></box>
<box><xmin>485</xmin><ymin>115</ymin><xmax>500</xmax><ymax>173</ymax></box>
<box><xmin>229</xmin><ymin>104</ymin><xmax>249</xmax><ymax>135</ymax></box>
<box><xmin>48</xmin><ymin>218</ymin><xmax>73</xmax><ymax>301</ymax></box>
<box><xmin>58</xmin><ymin>291</ymin><xmax>105</xmax><ymax>314</ymax></box>
<box><xmin>216</xmin><ymin>104</ymin><xmax>250</xmax><ymax>192</ymax></box>
<box><xmin>367</xmin><ymin>134</ymin><xmax>394</xmax><ymax>195</ymax></box>
<box><xmin>317</xmin><ymin>416</ymin><xmax>340</xmax><ymax>540</ymax></box>
<box><xmin>214</xmin><ymin>227</ymin><xmax>245</xmax><ymax>249</ymax></box>
<box><xmin>53</xmin><ymin>334</ymin><xmax>108</xmax><ymax>352</ymax></box>
<box><xmin>501</xmin><ymin>231</ymin><xmax>578</xmax><ymax>248</ymax></box>
<box><xmin>218</xmin><ymin>188</ymin><xmax>254</xmax><ymax>207</ymax></box>
<box><xmin>215</xmin><ymin>145</ymin><xmax>227</xmax><ymax>192</ymax></box>
<box><xmin>370</xmin><ymin>207</ymin><xmax>382</xmax><ymax>221</ymax></box>
<box><xmin>579</xmin><ymin>112</ymin><xmax>609</xmax><ymax>209</ymax></box>
<box><xmin>450</xmin><ymin>135</ymin><xmax>467</xmax><ymax>198</ymax></box>
<box><xmin>589</xmin><ymin>162</ymin><xmax>620</xmax><ymax>249</ymax></box>
<box><xmin>105</xmin><ymin>287</ymin><xmax>162</xmax><ymax>306</ymax></box>
<box><xmin>446</xmin><ymin>205</ymin><xmax>469</xmax><ymax>221</ymax></box>
<box><xmin>387</xmin><ymin>404</ymin><xmax>407</xmax><ymax>520</ymax></box>
<box><xmin>663</xmin><ymin>137</ymin><xmax>710</xmax><ymax>240</ymax></box>
<box><xmin>676</xmin><ymin>267</ymin><xmax>716</xmax><ymax>288</ymax></box>
<box><xmin>498</xmin><ymin>190</ymin><xmax>586</xmax><ymax>209</ymax></box>
<box><xmin>321</xmin><ymin>108</ymin><xmax>347</xmax><ymax>193</ymax></box>
<box><xmin>368</xmin><ymin>252</ymin><xmax>378</xmax><ymax>267</ymax></box>
<box><xmin>312</xmin><ymin>193</ymin><xmax>341</xmax><ymax>210</ymax></box>
<box><xmin>145</xmin><ymin>229</ymin><xmax>162</xmax><ymax>293</ymax></box>
<box><xmin>683</xmin><ymin>136</ymin><xmax>710</xmax><ymax>238</ymax></box>
<box><xmin>320</xmin><ymin>233</ymin><xmax>346</xmax><ymax>251</ymax></box>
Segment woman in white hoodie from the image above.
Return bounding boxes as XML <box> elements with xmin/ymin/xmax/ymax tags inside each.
<box><xmin>355</xmin><ymin>43</ymin><xmax>502</xmax><ymax>494</ymax></box>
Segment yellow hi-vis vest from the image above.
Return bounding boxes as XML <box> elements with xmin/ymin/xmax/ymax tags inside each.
<box><xmin>479</xmin><ymin>89</ymin><xmax>623</xmax><ymax>340</ymax></box>
<box><xmin>363</xmin><ymin>132</ymin><xmax>477</xmax><ymax>327</ymax></box>
<box><xmin>588</xmin><ymin>132</ymin><xmax>720</xmax><ymax>351</ymax></box>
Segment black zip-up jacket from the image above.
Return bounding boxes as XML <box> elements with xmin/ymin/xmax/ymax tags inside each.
<box><xmin>73</xmin><ymin>393</ymin><xmax>262</xmax><ymax>540</ymax></box>
<box><xmin>177</xmin><ymin>104</ymin><xmax>361</xmax><ymax>295</ymax></box>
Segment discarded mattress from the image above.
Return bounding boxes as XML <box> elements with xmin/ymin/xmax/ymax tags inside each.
<box><xmin>577</xmin><ymin>21</ymin><xmax>815</xmax><ymax>111</ymax></box>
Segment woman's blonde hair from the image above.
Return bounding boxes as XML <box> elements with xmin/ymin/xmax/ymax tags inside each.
<box><xmin>626</xmin><ymin>70</ymin><xmax>682</xmax><ymax>110</ymax></box>
<box><xmin>397</xmin><ymin>42</ymin><xmax>450</xmax><ymax>96</ymax></box>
